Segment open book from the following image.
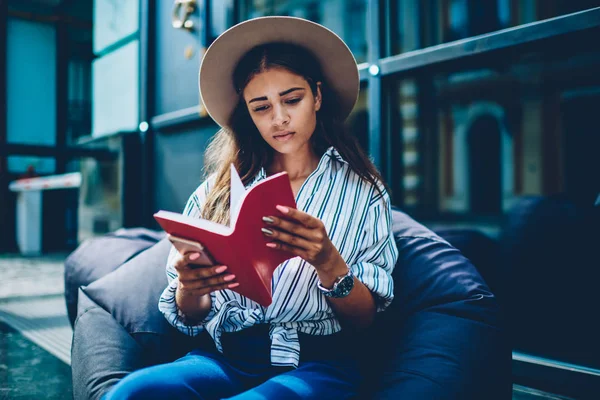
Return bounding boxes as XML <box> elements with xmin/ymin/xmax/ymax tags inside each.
<box><xmin>153</xmin><ymin>165</ymin><xmax>298</xmax><ymax>306</ymax></box>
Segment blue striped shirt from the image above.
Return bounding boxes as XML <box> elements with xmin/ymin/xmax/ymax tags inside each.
<box><xmin>159</xmin><ymin>146</ymin><xmax>399</xmax><ymax>367</ymax></box>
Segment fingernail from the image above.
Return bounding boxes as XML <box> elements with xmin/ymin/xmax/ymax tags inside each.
<box><xmin>224</xmin><ymin>274</ymin><xmax>236</xmax><ymax>282</ymax></box>
<box><xmin>189</xmin><ymin>253</ymin><xmax>200</xmax><ymax>261</ymax></box>
<box><xmin>228</xmin><ymin>283</ymin><xmax>240</xmax><ymax>288</ymax></box>
<box><xmin>266</xmin><ymin>243</ymin><xmax>277</xmax><ymax>248</ymax></box>
<box><xmin>261</xmin><ymin>228</ymin><xmax>274</xmax><ymax>236</ymax></box>
<box><xmin>215</xmin><ymin>266</ymin><xmax>227</xmax><ymax>274</ymax></box>
<box><xmin>276</xmin><ymin>205</ymin><xmax>289</xmax><ymax>214</ymax></box>
<box><xmin>262</xmin><ymin>216</ymin><xmax>275</xmax><ymax>224</ymax></box>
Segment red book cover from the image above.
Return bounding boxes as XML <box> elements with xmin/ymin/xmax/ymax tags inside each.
<box><xmin>153</xmin><ymin>165</ymin><xmax>298</xmax><ymax>306</ymax></box>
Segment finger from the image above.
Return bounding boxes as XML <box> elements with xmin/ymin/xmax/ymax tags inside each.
<box><xmin>174</xmin><ymin>251</ymin><xmax>215</xmax><ymax>273</ymax></box>
<box><xmin>263</xmin><ymin>216</ymin><xmax>314</xmax><ymax>240</ymax></box>
<box><xmin>173</xmin><ymin>251</ymin><xmax>201</xmax><ymax>269</ymax></box>
<box><xmin>179</xmin><ymin>265</ymin><xmax>228</xmax><ymax>281</ymax></box>
<box><xmin>186</xmin><ymin>251</ymin><xmax>215</xmax><ymax>267</ymax></box>
<box><xmin>262</xmin><ymin>227</ymin><xmax>313</xmax><ymax>251</ymax></box>
<box><xmin>179</xmin><ymin>273</ymin><xmax>236</xmax><ymax>289</ymax></box>
<box><xmin>173</xmin><ymin>252</ymin><xmax>190</xmax><ymax>272</ymax></box>
<box><xmin>189</xmin><ymin>281</ymin><xmax>240</xmax><ymax>297</ymax></box>
<box><xmin>276</xmin><ymin>205</ymin><xmax>321</xmax><ymax>229</ymax></box>
<box><xmin>266</xmin><ymin>241</ymin><xmax>306</xmax><ymax>258</ymax></box>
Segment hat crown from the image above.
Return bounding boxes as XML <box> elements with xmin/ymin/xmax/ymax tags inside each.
<box><xmin>232</xmin><ymin>41</ymin><xmax>324</xmax><ymax>90</ymax></box>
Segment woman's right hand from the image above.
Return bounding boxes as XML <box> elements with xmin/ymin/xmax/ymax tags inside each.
<box><xmin>174</xmin><ymin>251</ymin><xmax>239</xmax><ymax>296</ymax></box>
<box><xmin>173</xmin><ymin>251</ymin><xmax>239</xmax><ymax>323</ymax></box>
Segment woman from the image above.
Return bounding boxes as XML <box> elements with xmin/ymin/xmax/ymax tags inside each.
<box><xmin>105</xmin><ymin>16</ymin><xmax>398</xmax><ymax>400</ymax></box>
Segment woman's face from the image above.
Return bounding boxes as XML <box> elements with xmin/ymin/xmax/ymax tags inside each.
<box><xmin>242</xmin><ymin>67</ymin><xmax>321</xmax><ymax>156</ymax></box>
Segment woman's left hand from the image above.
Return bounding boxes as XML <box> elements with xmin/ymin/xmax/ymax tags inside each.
<box><xmin>262</xmin><ymin>205</ymin><xmax>340</xmax><ymax>271</ymax></box>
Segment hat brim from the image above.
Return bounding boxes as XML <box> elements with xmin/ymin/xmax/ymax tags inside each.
<box><xmin>199</xmin><ymin>16</ymin><xmax>360</xmax><ymax>129</ymax></box>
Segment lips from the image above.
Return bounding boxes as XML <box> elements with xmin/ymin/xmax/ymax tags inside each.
<box><xmin>273</xmin><ymin>131</ymin><xmax>295</xmax><ymax>142</ymax></box>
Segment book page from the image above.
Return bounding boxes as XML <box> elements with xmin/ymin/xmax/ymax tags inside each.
<box><xmin>230</xmin><ymin>164</ymin><xmax>246</xmax><ymax>226</ymax></box>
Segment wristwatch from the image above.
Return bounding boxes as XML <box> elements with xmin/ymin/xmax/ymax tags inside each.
<box><xmin>317</xmin><ymin>269</ymin><xmax>354</xmax><ymax>298</ymax></box>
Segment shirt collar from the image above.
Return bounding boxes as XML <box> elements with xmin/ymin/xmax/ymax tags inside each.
<box><xmin>324</xmin><ymin>146</ymin><xmax>348</xmax><ymax>165</ymax></box>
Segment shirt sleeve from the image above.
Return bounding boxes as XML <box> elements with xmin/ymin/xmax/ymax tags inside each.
<box><xmin>158</xmin><ymin>174</ymin><xmax>218</xmax><ymax>336</ymax></box>
<box><xmin>349</xmin><ymin>185</ymin><xmax>399</xmax><ymax>312</ymax></box>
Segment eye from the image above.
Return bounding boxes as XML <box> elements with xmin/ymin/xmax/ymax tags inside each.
<box><xmin>286</xmin><ymin>98</ymin><xmax>301</xmax><ymax>105</ymax></box>
<box><xmin>253</xmin><ymin>105</ymin><xmax>269</xmax><ymax>112</ymax></box>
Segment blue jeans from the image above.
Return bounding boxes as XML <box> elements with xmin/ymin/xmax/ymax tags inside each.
<box><xmin>103</xmin><ymin>327</ymin><xmax>360</xmax><ymax>400</ymax></box>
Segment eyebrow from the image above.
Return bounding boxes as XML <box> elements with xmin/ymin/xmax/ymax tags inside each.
<box><xmin>248</xmin><ymin>87</ymin><xmax>305</xmax><ymax>104</ymax></box>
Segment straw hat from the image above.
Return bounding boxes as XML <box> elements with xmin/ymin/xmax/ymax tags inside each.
<box><xmin>199</xmin><ymin>16</ymin><xmax>360</xmax><ymax>128</ymax></box>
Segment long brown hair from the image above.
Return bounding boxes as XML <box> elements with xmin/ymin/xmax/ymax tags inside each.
<box><xmin>201</xmin><ymin>43</ymin><xmax>387</xmax><ymax>225</ymax></box>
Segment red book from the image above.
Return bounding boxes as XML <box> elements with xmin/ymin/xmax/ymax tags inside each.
<box><xmin>153</xmin><ymin>165</ymin><xmax>298</xmax><ymax>306</ymax></box>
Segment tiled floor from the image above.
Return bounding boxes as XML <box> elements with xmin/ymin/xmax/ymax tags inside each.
<box><xmin>0</xmin><ymin>254</ymin><xmax>73</xmax><ymax>399</ymax></box>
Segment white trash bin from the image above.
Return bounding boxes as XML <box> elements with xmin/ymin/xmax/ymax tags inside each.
<box><xmin>9</xmin><ymin>172</ymin><xmax>82</xmax><ymax>256</ymax></box>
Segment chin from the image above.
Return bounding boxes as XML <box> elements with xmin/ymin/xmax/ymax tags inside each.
<box><xmin>271</xmin><ymin>144</ymin><xmax>297</xmax><ymax>154</ymax></box>
<box><xmin>269</xmin><ymin>138</ymin><xmax>308</xmax><ymax>154</ymax></box>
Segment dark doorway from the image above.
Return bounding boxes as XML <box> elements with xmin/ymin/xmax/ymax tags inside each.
<box><xmin>467</xmin><ymin>114</ymin><xmax>502</xmax><ymax>214</ymax></box>
<box><xmin>562</xmin><ymin>93</ymin><xmax>600</xmax><ymax>207</ymax></box>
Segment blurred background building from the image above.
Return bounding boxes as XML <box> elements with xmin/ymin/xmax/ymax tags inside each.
<box><xmin>0</xmin><ymin>0</ymin><xmax>599</xmax><ymax>397</ymax></box>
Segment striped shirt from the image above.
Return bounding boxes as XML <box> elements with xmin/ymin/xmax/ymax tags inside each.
<box><xmin>159</xmin><ymin>146</ymin><xmax>399</xmax><ymax>367</ymax></box>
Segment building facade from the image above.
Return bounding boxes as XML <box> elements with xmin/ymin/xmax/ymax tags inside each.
<box><xmin>1</xmin><ymin>0</ymin><xmax>599</xmax><ymax>396</ymax></box>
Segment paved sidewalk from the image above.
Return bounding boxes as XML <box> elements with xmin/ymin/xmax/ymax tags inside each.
<box><xmin>0</xmin><ymin>253</ymin><xmax>68</xmax><ymax>299</ymax></box>
<box><xmin>0</xmin><ymin>321</ymin><xmax>72</xmax><ymax>399</ymax></box>
<box><xmin>0</xmin><ymin>253</ymin><xmax>72</xmax><ymax>365</ymax></box>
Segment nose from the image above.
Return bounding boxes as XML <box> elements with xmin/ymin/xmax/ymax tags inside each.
<box><xmin>272</xmin><ymin>103</ymin><xmax>290</xmax><ymax>127</ymax></box>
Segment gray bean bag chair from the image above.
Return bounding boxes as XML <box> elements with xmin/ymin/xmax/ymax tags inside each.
<box><xmin>69</xmin><ymin>209</ymin><xmax>509</xmax><ymax>399</ymax></box>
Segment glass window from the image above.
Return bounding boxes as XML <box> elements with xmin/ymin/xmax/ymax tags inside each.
<box><xmin>394</xmin><ymin>78</ymin><xmax>421</xmax><ymax>208</ymax></box>
<box><xmin>345</xmin><ymin>83</ymin><xmax>369</xmax><ymax>152</ymax></box>
<box><xmin>92</xmin><ymin>40</ymin><xmax>139</xmax><ymax>137</ymax></box>
<box><xmin>76</xmin><ymin>135</ymin><xmax>123</xmax><ymax>242</ymax></box>
<box><xmin>238</xmin><ymin>0</ymin><xmax>368</xmax><ymax>63</ymax></box>
<box><xmin>67</xmin><ymin>26</ymin><xmax>94</xmax><ymax>145</ymax></box>
<box><xmin>93</xmin><ymin>0</ymin><xmax>139</xmax><ymax>55</ymax></box>
<box><xmin>7</xmin><ymin>156</ymin><xmax>56</xmax><ymax>176</ymax></box>
<box><xmin>394</xmin><ymin>45</ymin><xmax>600</xmax><ymax>218</ymax></box>
<box><xmin>77</xmin><ymin>156</ymin><xmax>122</xmax><ymax>242</ymax></box>
<box><xmin>7</xmin><ymin>18</ymin><xmax>56</xmax><ymax>146</ymax></box>
<box><xmin>392</xmin><ymin>0</ymin><xmax>421</xmax><ymax>54</ymax></box>
<box><xmin>533</xmin><ymin>0</ymin><xmax>600</xmax><ymax>22</ymax></box>
<box><xmin>391</xmin><ymin>0</ymin><xmax>600</xmax><ymax>55</ymax></box>
<box><xmin>67</xmin><ymin>58</ymin><xmax>92</xmax><ymax>144</ymax></box>
<box><xmin>389</xmin><ymin>30</ymin><xmax>600</xmax><ymax>369</ymax></box>
<box><xmin>210</xmin><ymin>0</ymin><xmax>236</xmax><ymax>39</ymax></box>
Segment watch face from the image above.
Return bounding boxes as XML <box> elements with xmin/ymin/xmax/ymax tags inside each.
<box><xmin>331</xmin><ymin>274</ymin><xmax>354</xmax><ymax>298</ymax></box>
<box><xmin>318</xmin><ymin>271</ymin><xmax>355</xmax><ymax>298</ymax></box>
